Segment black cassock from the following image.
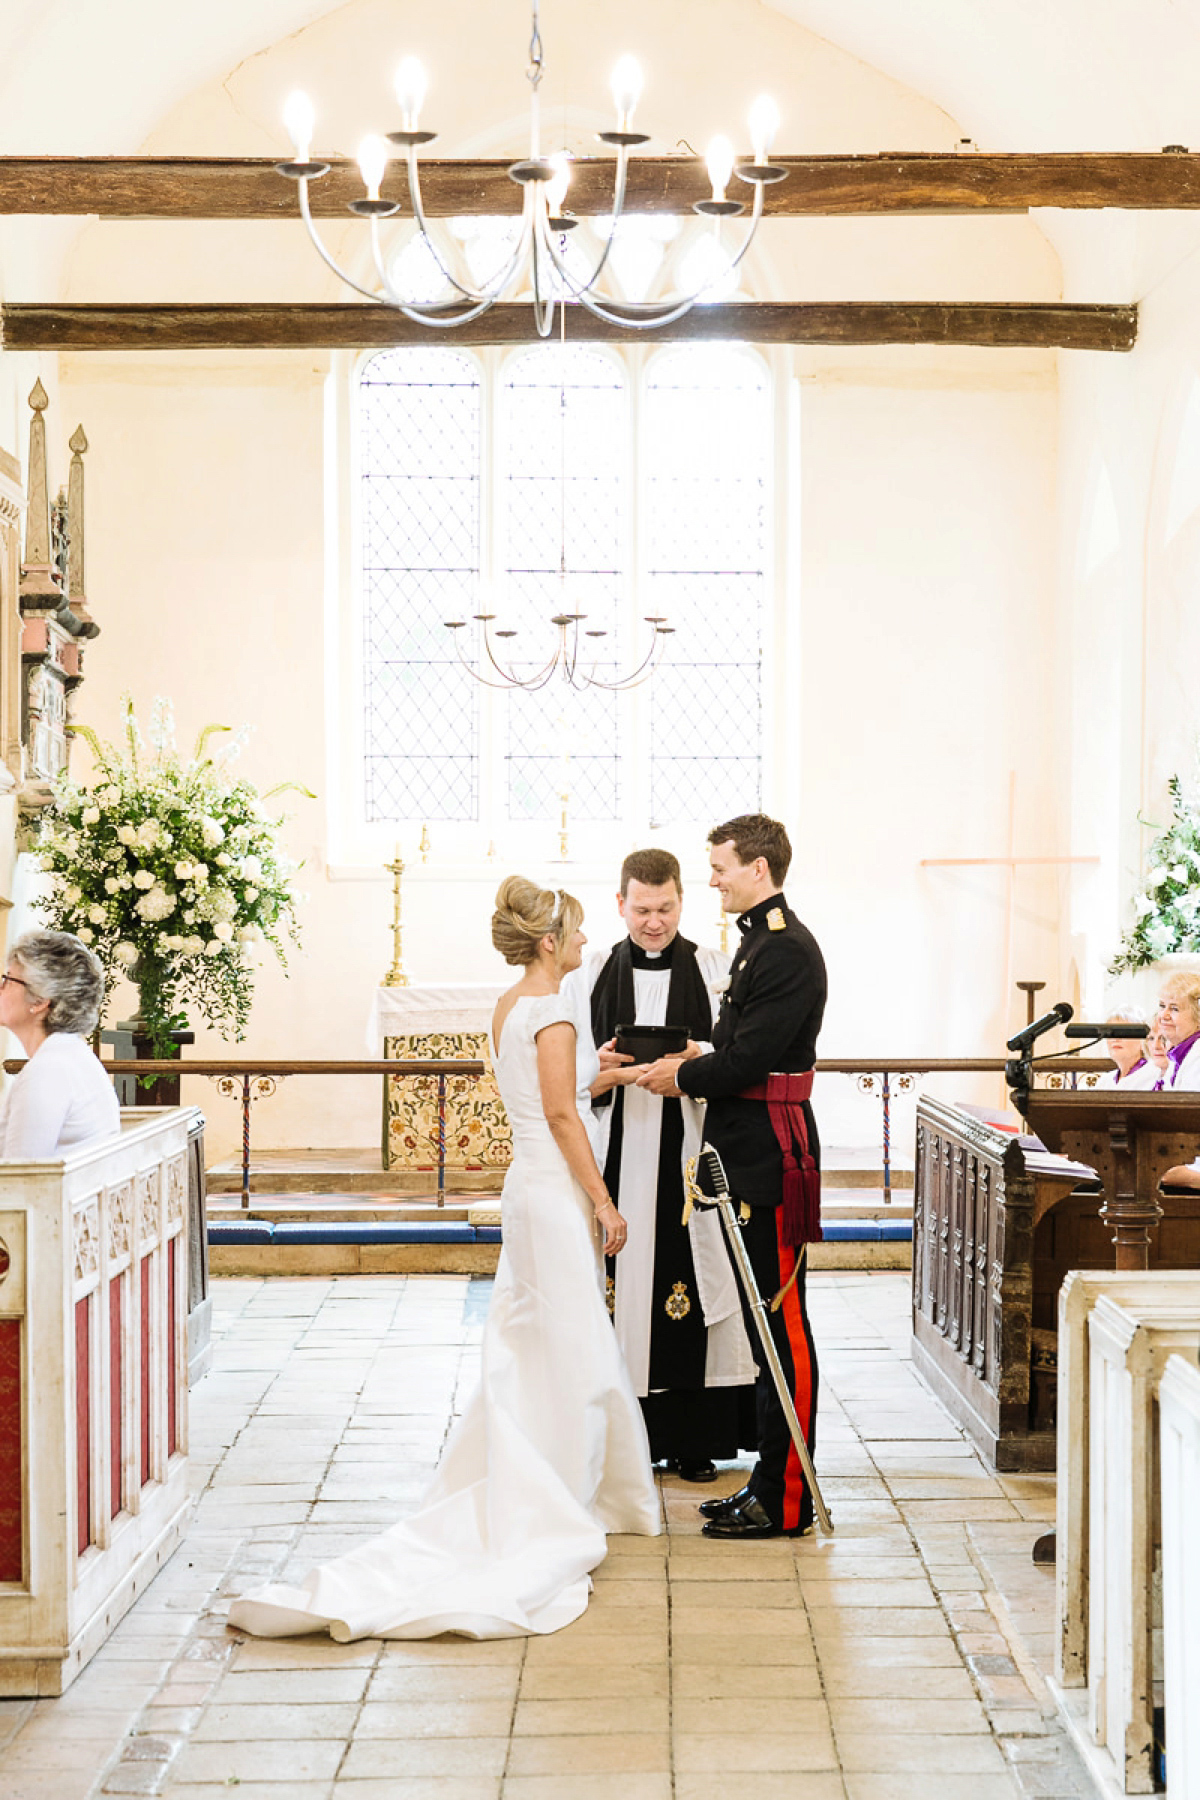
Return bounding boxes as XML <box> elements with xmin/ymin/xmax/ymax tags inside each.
<box><xmin>591</xmin><ymin>935</ymin><xmax>756</xmax><ymax>1465</ymax></box>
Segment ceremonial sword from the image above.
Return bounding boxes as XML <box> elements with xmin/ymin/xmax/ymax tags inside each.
<box><xmin>685</xmin><ymin>1143</ymin><xmax>834</xmax><ymax>1535</ymax></box>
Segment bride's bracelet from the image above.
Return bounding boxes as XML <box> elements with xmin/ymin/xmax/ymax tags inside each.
<box><xmin>594</xmin><ymin>1196</ymin><xmax>615</xmax><ymax>1215</ymax></box>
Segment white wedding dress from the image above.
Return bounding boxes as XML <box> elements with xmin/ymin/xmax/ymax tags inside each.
<box><xmin>228</xmin><ymin>992</ymin><xmax>661</xmax><ymax>1641</ymax></box>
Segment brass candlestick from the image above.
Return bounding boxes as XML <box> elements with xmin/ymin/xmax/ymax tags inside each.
<box><xmin>419</xmin><ymin>823</ymin><xmax>431</xmax><ymax>863</ymax></box>
<box><xmin>558</xmin><ymin>790</ymin><xmax>569</xmax><ymax>862</ymax></box>
<box><xmin>717</xmin><ymin>908</ymin><xmax>731</xmax><ymax>956</ymax></box>
<box><xmin>383</xmin><ymin>844</ymin><xmax>410</xmax><ymax>987</ymax></box>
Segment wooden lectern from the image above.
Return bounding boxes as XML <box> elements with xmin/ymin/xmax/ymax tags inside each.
<box><xmin>1022</xmin><ymin>1090</ymin><xmax>1200</xmax><ymax>1271</ymax></box>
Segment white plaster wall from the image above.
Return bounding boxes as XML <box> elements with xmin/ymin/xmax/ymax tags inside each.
<box><xmin>1047</xmin><ymin>215</ymin><xmax>1200</xmax><ymax>1020</ymax></box>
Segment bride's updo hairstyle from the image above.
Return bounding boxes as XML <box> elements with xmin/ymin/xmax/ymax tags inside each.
<box><xmin>492</xmin><ymin>876</ymin><xmax>583</xmax><ymax>968</ymax></box>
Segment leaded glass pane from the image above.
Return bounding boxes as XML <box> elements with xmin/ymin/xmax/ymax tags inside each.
<box><xmin>499</xmin><ymin>345</ymin><xmax>627</xmax><ymax>822</ymax></box>
<box><xmin>645</xmin><ymin>346</ymin><xmax>767</xmax><ymax>825</ymax></box>
<box><xmin>360</xmin><ymin>348</ymin><xmax>481</xmax><ymax>821</ymax></box>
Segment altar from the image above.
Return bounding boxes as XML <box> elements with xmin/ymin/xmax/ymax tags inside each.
<box><xmin>368</xmin><ymin>984</ymin><xmax>512</xmax><ymax>1181</ymax></box>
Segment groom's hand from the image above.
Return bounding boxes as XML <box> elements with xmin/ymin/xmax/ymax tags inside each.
<box><xmin>637</xmin><ymin>1056</ymin><xmax>685</xmax><ymax>1097</ymax></box>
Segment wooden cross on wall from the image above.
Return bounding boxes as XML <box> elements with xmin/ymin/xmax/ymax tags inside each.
<box><xmin>920</xmin><ymin>772</ymin><xmax>1099</xmax><ymax>1019</ymax></box>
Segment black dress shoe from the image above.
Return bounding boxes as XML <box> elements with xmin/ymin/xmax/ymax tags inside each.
<box><xmin>702</xmin><ymin>1493</ymin><xmax>786</xmax><ymax>1539</ymax></box>
<box><xmin>672</xmin><ymin>1459</ymin><xmax>719</xmax><ymax>1483</ymax></box>
<box><xmin>698</xmin><ymin>1482</ymin><xmax>753</xmax><ymax>1520</ymax></box>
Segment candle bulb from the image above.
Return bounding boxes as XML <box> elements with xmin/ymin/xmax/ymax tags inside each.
<box><xmin>283</xmin><ymin>90</ymin><xmax>315</xmax><ymax>162</ymax></box>
<box><xmin>705</xmin><ymin>134</ymin><xmax>735</xmax><ymax>202</ymax></box>
<box><xmin>394</xmin><ymin>56</ymin><xmax>428</xmax><ymax>132</ymax></box>
<box><xmin>610</xmin><ymin>55</ymin><xmax>643</xmax><ymax>132</ymax></box>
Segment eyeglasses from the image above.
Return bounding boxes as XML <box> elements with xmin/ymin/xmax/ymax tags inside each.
<box><xmin>0</xmin><ymin>973</ymin><xmax>29</xmax><ymax>991</ymax></box>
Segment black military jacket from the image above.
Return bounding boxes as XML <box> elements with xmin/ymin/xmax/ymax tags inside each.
<box><xmin>676</xmin><ymin>892</ymin><xmax>827</xmax><ymax>1206</ymax></box>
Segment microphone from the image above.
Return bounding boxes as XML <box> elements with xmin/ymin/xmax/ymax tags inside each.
<box><xmin>1063</xmin><ymin>1022</ymin><xmax>1149</xmax><ymax>1040</ymax></box>
<box><xmin>1006</xmin><ymin>1002</ymin><xmax>1073</xmax><ymax>1053</ymax></box>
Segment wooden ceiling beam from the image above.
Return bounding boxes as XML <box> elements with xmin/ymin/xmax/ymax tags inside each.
<box><xmin>0</xmin><ymin>153</ymin><xmax>1199</xmax><ymax>219</ymax></box>
<box><xmin>0</xmin><ymin>301</ymin><xmax>1138</xmax><ymax>353</ymax></box>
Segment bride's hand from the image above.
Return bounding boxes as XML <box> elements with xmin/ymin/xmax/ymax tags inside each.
<box><xmin>595</xmin><ymin>1198</ymin><xmax>628</xmax><ymax>1256</ymax></box>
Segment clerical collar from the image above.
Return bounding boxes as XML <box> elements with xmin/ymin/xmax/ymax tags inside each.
<box><xmin>737</xmin><ymin>893</ymin><xmax>788</xmax><ymax>935</ymax></box>
<box><xmin>629</xmin><ymin>937</ymin><xmax>676</xmax><ymax>968</ymax></box>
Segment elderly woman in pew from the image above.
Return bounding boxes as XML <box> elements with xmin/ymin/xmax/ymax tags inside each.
<box><xmin>1152</xmin><ymin>971</ymin><xmax>1200</xmax><ymax>1187</ymax></box>
<box><xmin>0</xmin><ymin>930</ymin><xmax>120</xmax><ymax>1157</ymax></box>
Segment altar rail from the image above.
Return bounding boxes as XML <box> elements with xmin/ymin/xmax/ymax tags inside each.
<box><xmin>1</xmin><ymin>1054</ymin><xmax>1116</xmax><ymax>1211</ymax></box>
<box><xmin>0</xmin><ymin>1107</ymin><xmax>198</xmax><ymax>1696</ymax></box>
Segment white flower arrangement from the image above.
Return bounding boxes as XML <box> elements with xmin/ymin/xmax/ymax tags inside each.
<box><xmin>1112</xmin><ymin>762</ymin><xmax>1200</xmax><ymax>973</ymax></box>
<box><xmin>38</xmin><ymin>698</ymin><xmax>310</xmax><ymax>1055</ymax></box>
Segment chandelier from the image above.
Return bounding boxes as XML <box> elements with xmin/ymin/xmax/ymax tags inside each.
<box><xmin>445</xmin><ymin>307</ymin><xmax>672</xmax><ymax>692</ymax></box>
<box><xmin>277</xmin><ymin>1</ymin><xmax>788</xmax><ymax>337</ymax></box>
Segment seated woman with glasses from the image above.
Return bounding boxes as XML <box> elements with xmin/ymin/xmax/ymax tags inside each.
<box><xmin>0</xmin><ymin>930</ymin><xmax>120</xmax><ymax>1157</ymax></box>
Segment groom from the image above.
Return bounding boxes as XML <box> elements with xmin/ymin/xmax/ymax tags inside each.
<box><xmin>639</xmin><ymin>814</ymin><xmax>827</xmax><ymax>1539</ymax></box>
<box><xmin>565</xmin><ymin>848</ymin><xmax>755</xmax><ymax>1481</ymax></box>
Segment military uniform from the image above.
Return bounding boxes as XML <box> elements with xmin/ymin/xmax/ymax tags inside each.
<box><xmin>677</xmin><ymin>892</ymin><xmax>827</xmax><ymax>1532</ymax></box>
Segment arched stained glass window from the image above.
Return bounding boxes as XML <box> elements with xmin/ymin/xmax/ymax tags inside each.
<box><xmin>499</xmin><ymin>344</ymin><xmax>628</xmax><ymax>823</ymax></box>
<box><xmin>645</xmin><ymin>346</ymin><xmax>769</xmax><ymax>825</ymax></box>
<box><xmin>360</xmin><ymin>347</ymin><xmax>481</xmax><ymax>821</ymax></box>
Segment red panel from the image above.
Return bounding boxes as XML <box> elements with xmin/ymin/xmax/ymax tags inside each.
<box><xmin>0</xmin><ymin>1318</ymin><xmax>22</xmax><ymax>1582</ymax></box>
<box><xmin>166</xmin><ymin>1240</ymin><xmax>177</xmax><ymax>1459</ymax></box>
<box><xmin>109</xmin><ymin>1277</ymin><xmax>123</xmax><ymax>1519</ymax></box>
<box><xmin>139</xmin><ymin>1259</ymin><xmax>151</xmax><ymax>1487</ymax></box>
<box><xmin>75</xmin><ymin>1296</ymin><xmax>91</xmax><ymax>1554</ymax></box>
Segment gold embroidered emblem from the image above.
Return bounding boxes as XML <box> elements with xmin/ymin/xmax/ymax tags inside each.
<box><xmin>767</xmin><ymin>907</ymin><xmax>786</xmax><ymax>932</ymax></box>
<box><xmin>737</xmin><ymin>959</ymin><xmax>746</xmax><ymax>970</ymax></box>
<box><xmin>665</xmin><ymin>1281</ymin><xmax>692</xmax><ymax>1321</ymax></box>
<box><xmin>605</xmin><ymin>1275</ymin><xmax>616</xmax><ymax>1318</ymax></box>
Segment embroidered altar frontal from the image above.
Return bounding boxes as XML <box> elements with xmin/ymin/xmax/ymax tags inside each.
<box><xmin>383</xmin><ymin>1032</ymin><xmax>512</xmax><ymax>1178</ymax></box>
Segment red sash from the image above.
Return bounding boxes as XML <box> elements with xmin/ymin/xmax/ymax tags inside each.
<box><xmin>738</xmin><ymin>1071</ymin><xmax>821</xmax><ymax>1247</ymax></box>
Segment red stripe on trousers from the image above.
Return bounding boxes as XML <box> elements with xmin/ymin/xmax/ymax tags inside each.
<box><xmin>775</xmin><ymin>1214</ymin><xmax>815</xmax><ymax>1533</ymax></box>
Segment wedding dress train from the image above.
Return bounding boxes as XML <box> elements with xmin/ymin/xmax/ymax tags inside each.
<box><xmin>228</xmin><ymin>992</ymin><xmax>661</xmax><ymax>1641</ymax></box>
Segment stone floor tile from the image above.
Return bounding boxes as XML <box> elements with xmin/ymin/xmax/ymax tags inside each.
<box><xmin>843</xmin><ymin>1777</ymin><xmax>1021</xmax><ymax>1800</ymax></box>
<box><xmin>669</xmin><ymin>1579</ymin><xmax>799</xmax><ymax>1608</ymax></box>
<box><xmin>504</xmin><ymin>1731</ymin><xmax>671</xmax><ymax>1774</ymax></box>
<box><xmin>806</xmin><ymin>1579</ymin><xmax>938</xmax><ymax>1608</ymax></box>
<box><xmin>162</xmin><ymin>1786</ymin><xmax>333</xmax><ymax>1800</ymax></box>
<box><xmin>339</xmin><ymin>1738</ymin><xmax>510</xmax><ymax>1779</ymax></box>
<box><xmin>829</xmin><ymin>1697</ymin><xmax>991</xmax><ymax>1735</ymax></box>
<box><xmin>331</xmin><ymin>1783</ymin><xmax>500</xmax><ymax>1800</ymax></box>
<box><xmin>821</xmin><ymin>1663</ymin><xmax>977</xmax><ymax>1699</ymax></box>
<box><xmin>672</xmin><ymin>1729</ymin><xmax>839</xmax><ymax>1772</ymax></box>
<box><xmin>369</xmin><ymin>1664</ymin><xmax>522</xmax><ymax>1701</ymax></box>
<box><xmin>354</xmin><ymin>1699</ymin><xmax>516</xmax><ymax>1738</ymax></box>
<box><xmin>806</xmin><ymin>1606</ymin><xmax>953</xmax><ymax>1639</ymax></box>
<box><xmin>838</xmin><ymin>1731</ymin><xmax>1010</xmax><ymax>1772</ymax></box>
<box><xmin>522</xmin><ymin>1632</ymin><xmax>668</xmax><ymax>1667</ymax></box>
<box><xmin>192</xmin><ymin>1700</ymin><xmax>360</xmax><ymax>1739</ymax></box>
<box><xmin>500</xmin><ymin>1776</ymin><xmax>672</xmax><ymax>1800</ymax></box>
<box><xmin>672</xmin><ymin>1696</ymin><xmax>831</xmax><ymax>1735</ymax></box>
<box><xmin>511</xmin><ymin>1696</ymin><xmax>668</xmax><ymax>1736</ymax></box>
<box><xmin>674</xmin><ymin>1776</ymin><xmax>848</xmax><ymax>1800</ymax></box>
<box><xmin>170</xmin><ymin>1738</ymin><xmax>344</xmax><ymax>1784</ymax></box>
<box><xmin>214</xmin><ymin>1667</ymin><xmax>371</xmax><ymax>1703</ymax></box>
<box><xmin>670</xmin><ymin>1662</ymin><xmax>823</xmax><ymax>1698</ymax></box>
<box><xmin>518</xmin><ymin>1664</ymin><xmax>668</xmax><ymax>1700</ymax></box>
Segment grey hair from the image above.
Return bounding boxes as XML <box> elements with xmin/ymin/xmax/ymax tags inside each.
<box><xmin>10</xmin><ymin>930</ymin><xmax>106</xmax><ymax>1035</ymax></box>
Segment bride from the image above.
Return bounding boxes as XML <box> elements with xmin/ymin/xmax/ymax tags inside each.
<box><xmin>228</xmin><ymin>877</ymin><xmax>662</xmax><ymax>1641</ymax></box>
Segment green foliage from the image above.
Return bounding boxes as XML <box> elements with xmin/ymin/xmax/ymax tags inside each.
<box><xmin>1111</xmin><ymin>772</ymin><xmax>1200</xmax><ymax>973</ymax></box>
<box><xmin>37</xmin><ymin>698</ymin><xmax>308</xmax><ymax>1056</ymax></box>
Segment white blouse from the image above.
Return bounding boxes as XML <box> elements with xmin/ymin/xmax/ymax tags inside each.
<box><xmin>0</xmin><ymin>1032</ymin><xmax>121</xmax><ymax>1159</ymax></box>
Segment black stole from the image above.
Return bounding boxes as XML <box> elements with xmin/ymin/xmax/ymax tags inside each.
<box><xmin>590</xmin><ymin>935</ymin><xmax>713</xmax><ymax>1113</ymax></box>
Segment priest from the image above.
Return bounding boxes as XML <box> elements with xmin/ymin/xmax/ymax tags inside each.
<box><xmin>565</xmin><ymin>847</ymin><xmax>756</xmax><ymax>1481</ymax></box>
